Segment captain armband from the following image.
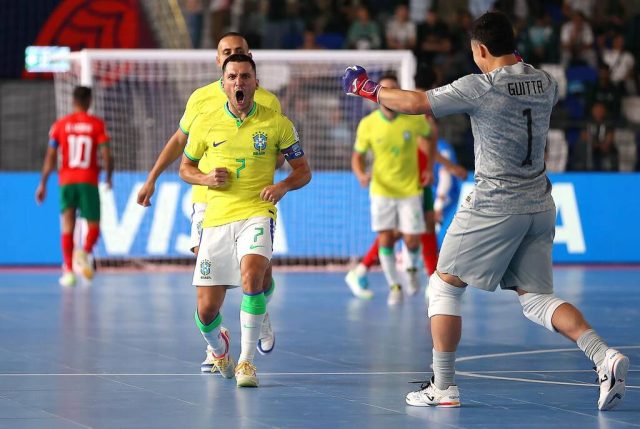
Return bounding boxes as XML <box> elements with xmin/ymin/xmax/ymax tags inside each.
<box><xmin>282</xmin><ymin>142</ymin><xmax>304</xmax><ymax>161</ymax></box>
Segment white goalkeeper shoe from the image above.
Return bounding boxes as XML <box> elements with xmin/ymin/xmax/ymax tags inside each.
<box><xmin>406</xmin><ymin>376</ymin><xmax>461</xmax><ymax>407</ymax></box>
<box><xmin>597</xmin><ymin>348</ymin><xmax>629</xmax><ymax>411</ymax></box>
<box><xmin>257</xmin><ymin>312</ymin><xmax>275</xmax><ymax>355</ymax></box>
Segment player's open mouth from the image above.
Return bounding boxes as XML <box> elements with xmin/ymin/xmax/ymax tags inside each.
<box><xmin>235</xmin><ymin>90</ymin><xmax>245</xmax><ymax>104</ymax></box>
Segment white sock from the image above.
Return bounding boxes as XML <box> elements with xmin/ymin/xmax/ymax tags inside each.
<box><xmin>201</xmin><ymin>330</ymin><xmax>226</xmax><ymax>357</ymax></box>
<box><xmin>433</xmin><ymin>349</ymin><xmax>456</xmax><ymax>390</ymax></box>
<box><xmin>196</xmin><ymin>311</ymin><xmax>226</xmax><ymax>357</ymax></box>
<box><xmin>239</xmin><ymin>311</ymin><xmax>265</xmax><ymax>363</ymax></box>
<box><xmin>403</xmin><ymin>244</ymin><xmax>421</xmax><ymax>270</ymax></box>
<box><xmin>379</xmin><ymin>247</ymin><xmax>401</xmax><ymax>287</ymax></box>
<box><xmin>354</xmin><ymin>263</ymin><xmax>368</xmax><ymax>277</ymax></box>
<box><xmin>577</xmin><ymin>329</ymin><xmax>609</xmax><ymax>368</ymax></box>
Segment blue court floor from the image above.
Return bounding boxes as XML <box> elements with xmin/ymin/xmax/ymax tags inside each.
<box><xmin>0</xmin><ymin>267</ymin><xmax>638</xmax><ymax>429</ymax></box>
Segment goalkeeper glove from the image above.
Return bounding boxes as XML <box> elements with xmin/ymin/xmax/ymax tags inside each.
<box><xmin>342</xmin><ymin>65</ymin><xmax>381</xmax><ymax>103</ymax></box>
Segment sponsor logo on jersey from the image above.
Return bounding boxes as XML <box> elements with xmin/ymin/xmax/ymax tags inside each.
<box><xmin>253</xmin><ymin>132</ymin><xmax>267</xmax><ymax>155</ymax></box>
<box><xmin>403</xmin><ymin>130</ymin><xmax>411</xmax><ymax>141</ymax></box>
<box><xmin>200</xmin><ymin>259</ymin><xmax>212</xmax><ymax>278</ymax></box>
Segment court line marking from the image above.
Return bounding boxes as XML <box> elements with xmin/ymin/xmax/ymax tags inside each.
<box><xmin>456</xmin><ymin>345</ymin><xmax>640</xmax><ymax>363</ymax></box>
<box><xmin>457</xmin><ymin>345</ymin><xmax>640</xmax><ymax>389</ymax></box>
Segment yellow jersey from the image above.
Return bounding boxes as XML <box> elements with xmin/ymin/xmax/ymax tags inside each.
<box><xmin>179</xmin><ymin>79</ymin><xmax>282</xmax><ymax>203</ymax></box>
<box><xmin>184</xmin><ymin>102</ymin><xmax>299</xmax><ymax>227</ymax></box>
<box><xmin>354</xmin><ymin>110</ymin><xmax>431</xmax><ymax>198</ymax></box>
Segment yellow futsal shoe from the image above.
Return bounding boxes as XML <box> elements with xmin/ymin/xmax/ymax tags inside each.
<box><xmin>74</xmin><ymin>250</ymin><xmax>94</xmax><ymax>280</ymax></box>
<box><xmin>235</xmin><ymin>360</ymin><xmax>259</xmax><ymax>387</ymax></box>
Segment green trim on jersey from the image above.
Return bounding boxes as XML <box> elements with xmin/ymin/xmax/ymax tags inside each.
<box><xmin>59</xmin><ymin>183</ymin><xmax>100</xmax><ymax>221</ymax></box>
<box><xmin>377</xmin><ymin>109</ymin><xmax>397</xmax><ymax>123</ymax></box>
<box><xmin>180</xmin><ymin>124</ymin><xmax>189</xmax><ymax>136</ymax></box>
<box><xmin>184</xmin><ymin>150</ymin><xmax>200</xmax><ymax>162</ymax></box>
<box><xmin>224</xmin><ymin>102</ymin><xmax>257</xmax><ymax>127</ymax></box>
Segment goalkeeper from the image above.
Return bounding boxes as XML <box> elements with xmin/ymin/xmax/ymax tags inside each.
<box><xmin>343</xmin><ymin>11</ymin><xmax>628</xmax><ymax>411</ymax></box>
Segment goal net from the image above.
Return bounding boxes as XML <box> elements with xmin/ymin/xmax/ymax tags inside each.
<box><xmin>54</xmin><ymin>49</ymin><xmax>416</xmax><ymax>266</ymax></box>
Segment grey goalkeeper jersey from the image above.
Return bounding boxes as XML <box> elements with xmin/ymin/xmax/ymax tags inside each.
<box><xmin>427</xmin><ymin>62</ymin><xmax>558</xmax><ymax>215</ymax></box>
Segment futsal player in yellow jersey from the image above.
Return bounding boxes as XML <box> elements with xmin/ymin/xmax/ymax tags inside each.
<box><xmin>180</xmin><ymin>54</ymin><xmax>311</xmax><ymax>387</ymax></box>
<box><xmin>179</xmin><ymin>53</ymin><xmax>281</xmax><ymax>252</ymax></box>
<box><xmin>351</xmin><ymin>74</ymin><xmax>434</xmax><ymax>306</ymax></box>
<box><xmin>136</xmin><ymin>33</ymin><xmax>283</xmax><ymax>371</ymax></box>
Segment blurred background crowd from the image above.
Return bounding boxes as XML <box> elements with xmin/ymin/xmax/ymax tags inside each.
<box><xmin>2</xmin><ymin>0</ymin><xmax>639</xmax><ymax>172</ymax></box>
<box><xmin>179</xmin><ymin>0</ymin><xmax>640</xmax><ymax>172</ymax></box>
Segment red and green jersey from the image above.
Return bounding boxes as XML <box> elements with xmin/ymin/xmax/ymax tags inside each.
<box><xmin>49</xmin><ymin>112</ymin><xmax>110</xmax><ymax>186</ymax></box>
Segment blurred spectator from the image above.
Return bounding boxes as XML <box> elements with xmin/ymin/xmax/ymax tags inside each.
<box><xmin>586</xmin><ymin>64</ymin><xmax>623</xmax><ymax>118</ymax></box>
<box><xmin>562</xmin><ymin>0</ymin><xmax>595</xmax><ymax>20</ymax></box>
<box><xmin>601</xmin><ymin>33</ymin><xmax>636</xmax><ymax>95</ymax></box>
<box><xmin>184</xmin><ymin>0</ymin><xmax>204</xmax><ymax>48</ymax></box>
<box><xmin>240</xmin><ymin>0</ymin><xmax>267</xmax><ymax>48</ymax></box>
<box><xmin>438</xmin><ymin>0</ymin><xmax>472</xmax><ymax>27</ymax></box>
<box><xmin>301</xmin><ymin>29</ymin><xmax>322</xmax><ymax>49</ymax></box>
<box><xmin>469</xmin><ymin>0</ymin><xmax>497</xmax><ymax>19</ymax></box>
<box><xmin>524</xmin><ymin>12</ymin><xmax>556</xmax><ymax>65</ymax></box>
<box><xmin>441</xmin><ymin>9</ymin><xmax>475</xmax><ymax>81</ymax></box>
<box><xmin>416</xmin><ymin>8</ymin><xmax>451</xmax><ymax>68</ymax></box>
<box><xmin>210</xmin><ymin>0</ymin><xmax>232</xmax><ymax>47</ymax></box>
<box><xmin>345</xmin><ymin>5</ymin><xmax>382</xmax><ymax>50</ymax></box>
<box><xmin>560</xmin><ymin>11</ymin><xmax>597</xmax><ymax>67</ymax></box>
<box><xmin>410</xmin><ymin>0</ymin><xmax>434</xmax><ymax>22</ymax></box>
<box><xmin>385</xmin><ymin>4</ymin><xmax>416</xmax><ymax>50</ymax></box>
<box><xmin>571</xmin><ymin>102</ymin><xmax>617</xmax><ymax>171</ymax></box>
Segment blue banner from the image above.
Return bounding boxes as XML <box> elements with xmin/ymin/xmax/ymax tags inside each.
<box><xmin>2</xmin><ymin>172</ymin><xmax>639</xmax><ymax>264</ymax></box>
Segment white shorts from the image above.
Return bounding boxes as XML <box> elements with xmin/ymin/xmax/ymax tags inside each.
<box><xmin>192</xmin><ymin>216</ymin><xmax>275</xmax><ymax>287</ymax></box>
<box><xmin>371</xmin><ymin>194</ymin><xmax>426</xmax><ymax>234</ymax></box>
<box><xmin>190</xmin><ymin>203</ymin><xmax>207</xmax><ymax>252</ymax></box>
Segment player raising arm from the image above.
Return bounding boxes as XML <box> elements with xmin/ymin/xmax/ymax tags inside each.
<box><xmin>36</xmin><ymin>86</ymin><xmax>113</xmax><ymax>286</ymax></box>
<box><xmin>179</xmin><ymin>54</ymin><xmax>310</xmax><ymax>387</ymax></box>
<box><xmin>343</xmin><ymin>11</ymin><xmax>628</xmax><ymax>411</ymax></box>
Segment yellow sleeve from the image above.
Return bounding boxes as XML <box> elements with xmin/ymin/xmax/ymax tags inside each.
<box><xmin>184</xmin><ymin>131</ymin><xmax>206</xmax><ymax>161</ymax></box>
<box><xmin>417</xmin><ymin>116</ymin><xmax>431</xmax><ymax>138</ymax></box>
<box><xmin>268</xmin><ymin>94</ymin><xmax>282</xmax><ymax>114</ymax></box>
<box><xmin>179</xmin><ymin>91</ymin><xmax>199</xmax><ymax>135</ymax></box>
<box><xmin>353</xmin><ymin>119</ymin><xmax>370</xmax><ymax>154</ymax></box>
<box><xmin>277</xmin><ymin>115</ymin><xmax>298</xmax><ymax>150</ymax></box>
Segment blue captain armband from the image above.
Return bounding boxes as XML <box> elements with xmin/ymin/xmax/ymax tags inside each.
<box><xmin>48</xmin><ymin>139</ymin><xmax>58</xmax><ymax>149</ymax></box>
<box><xmin>281</xmin><ymin>142</ymin><xmax>304</xmax><ymax>160</ymax></box>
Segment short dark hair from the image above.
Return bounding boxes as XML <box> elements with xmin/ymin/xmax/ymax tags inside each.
<box><xmin>219</xmin><ymin>31</ymin><xmax>246</xmax><ymax>42</ymax></box>
<box><xmin>222</xmin><ymin>54</ymin><xmax>256</xmax><ymax>73</ymax></box>
<box><xmin>73</xmin><ymin>86</ymin><xmax>92</xmax><ymax>110</ymax></box>
<box><xmin>470</xmin><ymin>11</ymin><xmax>515</xmax><ymax>57</ymax></box>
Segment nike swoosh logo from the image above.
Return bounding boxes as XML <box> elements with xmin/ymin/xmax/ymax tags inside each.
<box><xmin>250</xmin><ymin>245</ymin><xmax>264</xmax><ymax>249</ymax></box>
<box><xmin>212</xmin><ymin>140</ymin><xmax>227</xmax><ymax>147</ymax></box>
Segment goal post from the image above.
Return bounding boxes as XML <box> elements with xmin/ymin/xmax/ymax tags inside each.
<box><xmin>54</xmin><ymin>49</ymin><xmax>417</xmax><ymax>265</ymax></box>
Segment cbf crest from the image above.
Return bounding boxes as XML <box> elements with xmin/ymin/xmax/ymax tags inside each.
<box><xmin>253</xmin><ymin>131</ymin><xmax>267</xmax><ymax>155</ymax></box>
<box><xmin>403</xmin><ymin>130</ymin><xmax>412</xmax><ymax>141</ymax></box>
<box><xmin>200</xmin><ymin>259</ymin><xmax>212</xmax><ymax>279</ymax></box>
